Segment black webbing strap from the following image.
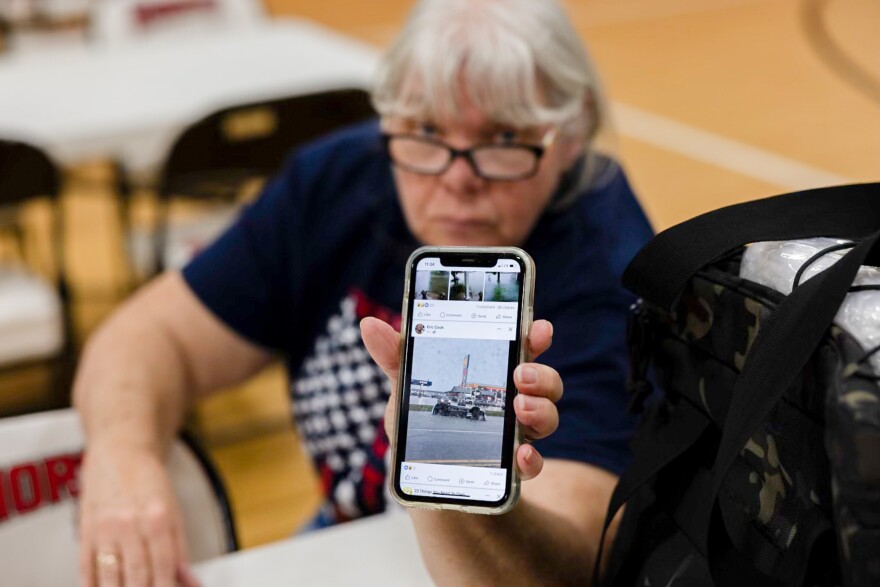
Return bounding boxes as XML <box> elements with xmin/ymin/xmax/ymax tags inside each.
<box><xmin>592</xmin><ymin>400</ymin><xmax>709</xmax><ymax>586</ymax></box>
<box><xmin>622</xmin><ymin>183</ymin><xmax>880</xmax><ymax>310</ymax></box>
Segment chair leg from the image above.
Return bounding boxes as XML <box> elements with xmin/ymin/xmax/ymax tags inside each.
<box><xmin>50</xmin><ymin>275</ymin><xmax>77</xmax><ymax>410</ymax></box>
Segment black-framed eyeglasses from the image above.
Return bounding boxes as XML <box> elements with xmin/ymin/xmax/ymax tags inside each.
<box><xmin>381</xmin><ymin>128</ymin><xmax>558</xmax><ymax>181</ymax></box>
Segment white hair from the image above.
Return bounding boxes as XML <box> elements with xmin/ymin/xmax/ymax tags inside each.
<box><xmin>371</xmin><ymin>0</ymin><xmax>607</xmax><ymax>144</ymax></box>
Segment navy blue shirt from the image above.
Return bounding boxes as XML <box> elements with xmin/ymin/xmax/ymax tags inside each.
<box><xmin>183</xmin><ymin>121</ymin><xmax>653</xmax><ymax>522</ymax></box>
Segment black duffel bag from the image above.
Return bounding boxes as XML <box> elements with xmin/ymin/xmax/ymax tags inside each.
<box><xmin>597</xmin><ymin>183</ymin><xmax>880</xmax><ymax>587</ymax></box>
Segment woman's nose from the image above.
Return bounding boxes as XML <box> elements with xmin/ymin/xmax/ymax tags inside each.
<box><xmin>441</xmin><ymin>152</ymin><xmax>484</xmax><ymax>194</ymax></box>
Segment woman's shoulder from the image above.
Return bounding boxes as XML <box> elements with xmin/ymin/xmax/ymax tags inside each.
<box><xmin>578</xmin><ymin>155</ymin><xmax>646</xmax><ymax>220</ymax></box>
<box><xmin>577</xmin><ymin>155</ymin><xmax>654</xmax><ymax>268</ymax></box>
<box><xmin>529</xmin><ymin>155</ymin><xmax>653</xmax><ymax>287</ymax></box>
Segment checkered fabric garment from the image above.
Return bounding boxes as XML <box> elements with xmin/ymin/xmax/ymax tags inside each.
<box><xmin>291</xmin><ymin>290</ymin><xmax>401</xmax><ymax>522</ymax></box>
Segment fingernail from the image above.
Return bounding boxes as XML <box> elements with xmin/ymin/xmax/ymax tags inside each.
<box><xmin>516</xmin><ymin>394</ymin><xmax>538</xmax><ymax>412</ymax></box>
<box><xmin>522</xmin><ymin>445</ymin><xmax>533</xmax><ymax>465</ymax></box>
<box><xmin>517</xmin><ymin>366</ymin><xmax>537</xmax><ymax>384</ymax></box>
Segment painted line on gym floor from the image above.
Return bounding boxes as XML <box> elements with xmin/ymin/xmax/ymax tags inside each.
<box><xmin>612</xmin><ymin>102</ymin><xmax>855</xmax><ymax>189</ymax></box>
<box><xmin>570</xmin><ymin>0</ymin><xmax>766</xmax><ymax>28</ymax></box>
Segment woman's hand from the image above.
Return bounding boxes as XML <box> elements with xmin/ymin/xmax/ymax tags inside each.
<box><xmin>78</xmin><ymin>441</ymin><xmax>200</xmax><ymax>587</ymax></box>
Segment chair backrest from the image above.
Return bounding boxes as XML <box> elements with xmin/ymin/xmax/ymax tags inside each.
<box><xmin>127</xmin><ymin>88</ymin><xmax>376</xmax><ymax>277</ymax></box>
<box><xmin>0</xmin><ymin>138</ymin><xmax>68</xmax><ymax>286</ymax></box>
<box><xmin>158</xmin><ymin>88</ymin><xmax>377</xmax><ymax>201</ymax></box>
<box><xmin>0</xmin><ymin>140</ymin><xmax>60</xmax><ymax>208</ymax></box>
<box><xmin>0</xmin><ymin>408</ymin><xmax>237</xmax><ymax>584</ymax></box>
<box><xmin>0</xmin><ymin>139</ymin><xmax>66</xmax><ymax>288</ymax></box>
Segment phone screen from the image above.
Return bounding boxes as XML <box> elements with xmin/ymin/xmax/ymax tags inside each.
<box><xmin>394</xmin><ymin>251</ymin><xmax>526</xmax><ymax>507</ymax></box>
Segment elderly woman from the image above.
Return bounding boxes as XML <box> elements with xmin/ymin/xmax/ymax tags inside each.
<box><xmin>73</xmin><ymin>0</ymin><xmax>652</xmax><ymax>585</ymax></box>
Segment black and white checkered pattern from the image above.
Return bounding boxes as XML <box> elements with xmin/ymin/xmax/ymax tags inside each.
<box><xmin>290</xmin><ymin>294</ymin><xmax>391</xmax><ymax>519</ymax></box>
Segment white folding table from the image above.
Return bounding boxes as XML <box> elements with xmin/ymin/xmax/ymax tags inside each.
<box><xmin>0</xmin><ymin>18</ymin><xmax>380</xmax><ymax>177</ymax></box>
<box><xmin>192</xmin><ymin>513</ymin><xmax>435</xmax><ymax>586</ymax></box>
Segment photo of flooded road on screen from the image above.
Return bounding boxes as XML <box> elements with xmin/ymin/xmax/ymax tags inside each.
<box><xmin>405</xmin><ymin>337</ymin><xmax>509</xmax><ymax>468</ymax></box>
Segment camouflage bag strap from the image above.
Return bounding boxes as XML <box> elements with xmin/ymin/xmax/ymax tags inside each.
<box><xmin>683</xmin><ymin>230</ymin><xmax>880</xmax><ymax>586</ymax></box>
<box><xmin>622</xmin><ymin>182</ymin><xmax>880</xmax><ymax>310</ymax></box>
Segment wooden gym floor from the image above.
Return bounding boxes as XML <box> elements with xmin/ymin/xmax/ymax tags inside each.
<box><xmin>15</xmin><ymin>0</ymin><xmax>880</xmax><ymax>549</ymax></box>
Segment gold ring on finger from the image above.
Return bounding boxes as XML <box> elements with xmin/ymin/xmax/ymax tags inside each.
<box><xmin>96</xmin><ymin>551</ymin><xmax>119</xmax><ymax>568</ymax></box>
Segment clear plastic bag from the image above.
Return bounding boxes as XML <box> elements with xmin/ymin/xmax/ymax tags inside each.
<box><xmin>741</xmin><ymin>238</ymin><xmax>880</xmax><ymax>371</ymax></box>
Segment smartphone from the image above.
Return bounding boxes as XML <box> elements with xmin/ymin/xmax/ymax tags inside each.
<box><xmin>389</xmin><ymin>246</ymin><xmax>535</xmax><ymax>514</ymax></box>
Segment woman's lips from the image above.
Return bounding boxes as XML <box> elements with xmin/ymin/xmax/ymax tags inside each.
<box><xmin>434</xmin><ymin>218</ymin><xmax>493</xmax><ymax>232</ymax></box>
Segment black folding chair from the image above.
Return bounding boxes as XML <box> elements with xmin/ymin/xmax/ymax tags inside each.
<box><xmin>0</xmin><ymin>140</ymin><xmax>74</xmax><ymax>414</ymax></box>
<box><xmin>124</xmin><ymin>87</ymin><xmax>376</xmax><ymax>280</ymax></box>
